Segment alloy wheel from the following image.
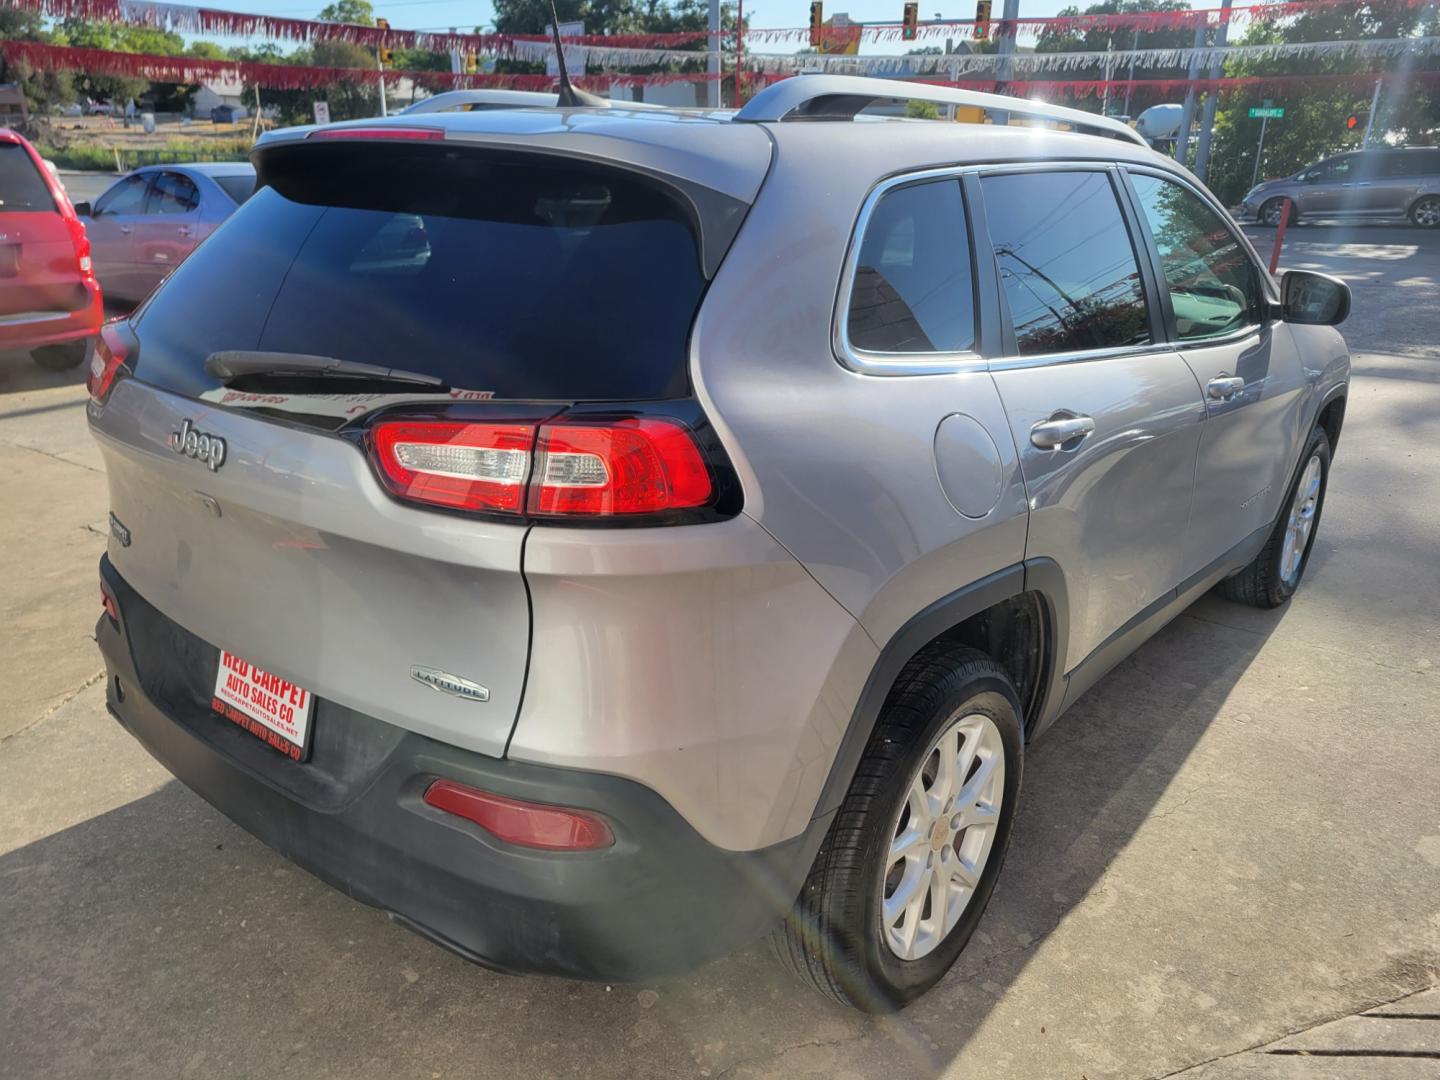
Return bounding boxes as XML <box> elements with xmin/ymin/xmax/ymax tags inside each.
<box><xmin>1281</xmin><ymin>453</ymin><xmax>1323</xmax><ymax>587</ymax></box>
<box><xmin>1414</xmin><ymin>198</ymin><xmax>1440</xmax><ymax>227</ymax></box>
<box><xmin>880</xmin><ymin>712</ymin><xmax>1005</xmax><ymax>962</ymax></box>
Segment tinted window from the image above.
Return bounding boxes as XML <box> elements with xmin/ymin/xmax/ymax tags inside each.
<box><xmin>148</xmin><ymin>171</ymin><xmax>199</xmax><ymax>213</ymax></box>
<box><xmin>1310</xmin><ymin>157</ymin><xmax>1354</xmax><ymax>182</ymax></box>
<box><xmin>0</xmin><ymin>143</ymin><xmax>55</xmax><ymax>212</ymax></box>
<box><xmin>1131</xmin><ymin>174</ymin><xmax>1263</xmax><ymax>341</ymax></box>
<box><xmin>134</xmin><ymin>146</ymin><xmax>707</xmax><ymax>405</ymax></box>
<box><xmin>846</xmin><ymin>180</ymin><xmax>975</xmax><ymax>353</ymax></box>
<box><xmin>1379</xmin><ymin>151</ymin><xmax>1440</xmax><ymax>178</ymax></box>
<box><xmin>983</xmin><ymin>171</ymin><xmax>1150</xmax><ymax>356</ymax></box>
<box><xmin>214</xmin><ymin>173</ymin><xmax>256</xmax><ymax>204</ymax></box>
<box><xmin>96</xmin><ymin>174</ymin><xmax>149</xmax><ymax>215</ymax></box>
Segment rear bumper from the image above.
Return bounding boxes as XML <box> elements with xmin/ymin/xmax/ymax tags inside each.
<box><xmin>0</xmin><ymin>280</ymin><xmax>103</xmax><ymax>351</ymax></box>
<box><xmin>98</xmin><ymin>555</ymin><xmax>822</xmax><ymax>980</ymax></box>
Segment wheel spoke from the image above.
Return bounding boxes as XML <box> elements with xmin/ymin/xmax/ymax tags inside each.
<box><xmin>929</xmin><ymin>726</ymin><xmax>961</xmax><ymax>808</ymax></box>
<box><xmin>949</xmin><ymin>853</ymin><xmax>980</xmax><ymax>892</ymax></box>
<box><xmin>890</xmin><ymin>825</ymin><xmax>927</xmax><ymax>864</ymax></box>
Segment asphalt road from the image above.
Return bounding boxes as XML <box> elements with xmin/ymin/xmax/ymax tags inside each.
<box><xmin>1</xmin><ymin>223</ymin><xmax>1437</xmax><ymax>1080</ymax></box>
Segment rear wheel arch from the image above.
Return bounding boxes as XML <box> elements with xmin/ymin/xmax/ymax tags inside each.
<box><xmin>812</xmin><ymin>564</ymin><xmax>1067</xmax><ymax>822</ymax></box>
<box><xmin>1316</xmin><ymin>392</ymin><xmax>1346</xmax><ymax>451</ymax></box>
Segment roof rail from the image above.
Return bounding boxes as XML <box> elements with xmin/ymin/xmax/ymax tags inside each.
<box><xmin>734</xmin><ymin>75</ymin><xmax>1148</xmax><ymax>147</ymax></box>
<box><xmin>398</xmin><ymin>90</ymin><xmax>561</xmax><ymax>114</ymax></box>
<box><xmin>398</xmin><ymin>89</ymin><xmax>670</xmax><ymax>115</ymax></box>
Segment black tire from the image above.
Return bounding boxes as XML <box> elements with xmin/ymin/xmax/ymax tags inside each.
<box><xmin>1408</xmin><ymin>195</ymin><xmax>1440</xmax><ymax>228</ymax></box>
<box><xmin>30</xmin><ymin>341</ymin><xmax>88</xmax><ymax>371</ymax></box>
<box><xmin>1259</xmin><ymin>197</ymin><xmax>1294</xmax><ymax>228</ymax></box>
<box><xmin>770</xmin><ymin>644</ymin><xmax>1023</xmax><ymax>1011</ymax></box>
<box><xmin>1221</xmin><ymin>426</ymin><xmax>1332</xmax><ymax>609</ymax></box>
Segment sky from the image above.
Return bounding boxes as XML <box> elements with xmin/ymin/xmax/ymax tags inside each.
<box><xmin>202</xmin><ymin>0</ymin><xmax>1103</xmax><ymax>38</ymax></box>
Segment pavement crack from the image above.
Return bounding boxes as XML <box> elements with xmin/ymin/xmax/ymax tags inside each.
<box><xmin>1150</xmin><ymin>983</ymin><xmax>1440</xmax><ymax>1079</ymax></box>
<box><xmin>1</xmin><ymin>669</ymin><xmax>105</xmax><ymax>745</ymax></box>
<box><xmin>709</xmin><ymin>1026</ymin><xmax>872</xmax><ymax>1080</ymax></box>
<box><xmin>5</xmin><ymin>441</ymin><xmax>103</xmax><ymax>475</ymax></box>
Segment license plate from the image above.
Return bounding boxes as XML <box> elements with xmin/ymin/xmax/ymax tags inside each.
<box><xmin>211</xmin><ymin>651</ymin><xmax>314</xmax><ymax>761</ymax></box>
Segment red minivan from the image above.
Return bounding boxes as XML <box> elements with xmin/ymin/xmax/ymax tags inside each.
<box><xmin>0</xmin><ymin>128</ymin><xmax>103</xmax><ymax>369</ymax></box>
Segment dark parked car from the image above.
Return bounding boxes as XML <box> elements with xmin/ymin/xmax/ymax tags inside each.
<box><xmin>0</xmin><ymin>127</ymin><xmax>102</xmax><ymax>369</ymax></box>
<box><xmin>75</xmin><ymin>162</ymin><xmax>256</xmax><ymax>303</ymax></box>
<box><xmin>211</xmin><ymin>104</ymin><xmax>246</xmax><ymax>124</ymax></box>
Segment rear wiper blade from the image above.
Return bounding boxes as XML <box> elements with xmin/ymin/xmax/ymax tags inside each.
<box><xmin>205</xmin><ymin>351</ymin><xmax>447</xmax><ymax>389</ymax></box>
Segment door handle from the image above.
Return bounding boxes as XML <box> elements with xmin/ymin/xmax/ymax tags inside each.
<box><xmin>1207</xmin><ymin>376</ymin><xmax>1246</xmax><ymax>400</ymax></box>
<box><xmin>118</xmin><ymin>225</ymin><xmax>132</xmax><ymax>234</ymax></box>
<box><xmin>1030</xmin><ymin>414</ymin><xmax>1096</xmax><ymax>450</ymax></box>
<box><xmin>177</xmin><ymin>227</ymin><xmax>193</xmax><ymax>237</ymax></box>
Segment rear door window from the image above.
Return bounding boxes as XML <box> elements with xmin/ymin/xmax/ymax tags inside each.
<box><xmin>133</xmin><ymin>146</ymin><xmax>710</xmax><ymax>406</ymax></box>
<box><xmin>147</xmin><ymin>171</ymin><xmax>200</xmax><ymax>213</ymax></box>
<box><xmin>0</xmin><ymin>143</ymin><xmax>55</xmax><ymax>212</ymax></box>
<box><xmin>845</xmin><ymin>179</ymin><xmax>976</xmax><ymax>354</ymax></box>
<box><xmin>982</xmin><ymin>170</ymin><xmax>1151</xmax><ymax>356</ymax></box>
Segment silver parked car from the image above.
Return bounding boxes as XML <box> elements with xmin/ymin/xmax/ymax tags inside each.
<box><xmin>1239</xmin><ymin>146</ymin><xmax>1440</xmax><ymax>227</ymax></box>
<box><xmin>75</xmin><ymin>162</ymin><xmax>256</xmax><ymax>302</ymax></box>
<box><xmin>85</xmin><ymin>78</ymin><xmax>1350</xmax><ymax>1011</ymax></box>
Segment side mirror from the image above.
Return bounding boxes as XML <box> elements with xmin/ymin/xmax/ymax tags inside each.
<box><xmin>1280</xmin><ymin>269</ymin><xmax>1350</xmax><ymax>326</ymax></box>
<box><xmin>73</xmin><ymin>201</ymin><xmax>92</xmax><ymax>216</ymax></box>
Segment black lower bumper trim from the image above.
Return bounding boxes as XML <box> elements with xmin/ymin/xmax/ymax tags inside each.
<box><xmin>98</xmin><ymin>555</ymin><xmax>824</xmax><ymax>981</ymax></box>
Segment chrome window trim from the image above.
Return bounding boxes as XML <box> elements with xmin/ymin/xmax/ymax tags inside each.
<box><xmin>987</xmin><ymin>340</ymin><xmax>1177</xmax><ymax>372</ymax></box>
<box><xmin>833</xmin><ymin>160</ymin><xmax>1245</xmax><ymax>377</ymax></box>
<box><xmin>833</xmin><ymin>167</ymin><xmax>987</xmax><ymax>377</ymax></box>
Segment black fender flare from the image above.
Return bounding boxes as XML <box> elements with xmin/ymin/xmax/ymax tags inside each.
<box><xmin>811</xmin><ymin>560</ymin><xmax>1069</xmax><ymax>819</ymax></box>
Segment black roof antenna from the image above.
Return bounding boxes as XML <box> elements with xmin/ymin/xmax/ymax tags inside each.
<box><xmin>546</xmin><ymin>0</ymin><xmax>609</xmax><ymax>108</ymax></box>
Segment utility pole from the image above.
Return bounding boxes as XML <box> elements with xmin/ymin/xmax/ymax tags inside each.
<box><xmin>993</xmin><ymin>0</ymin><xmax>1020</xmax><ymax>121</ymax></box>
<box><xmin>1174</xmin><ymin>19</ymin><xmax>1205</xmax><ymax>165</ymax></box>
<box><xmin>1192</xmin><ymin>0</ymin><xmax>1232</xmax><ymax>183</ymax></box>
<box><xmin>1250</xmin><ymin>112</ymin><xmax>1268</xmax><ymax>189</ymax></box>
<box><xmin>1362</xmin><ymin>77</ymin><xmax>1383</xmax><ymax>147</ymax></box>
<box><xmin>377</xmin><ymin>49</ymin><xmax>388</xmax><ymax>116</ymax></box>
<box><xmin>706</xmin><ymin>0</ymin><xmax>721</xmax><ymax>108</ymax></box>
<box><xmin>1123</xmin><ymin>27</ymin><xmax>1138</xmax><ymax>118</ymax></box>
<box><xmin>1101</xmin><ymin>35</ymin><xmax>1113</xmax><ymax>117</ymax></box>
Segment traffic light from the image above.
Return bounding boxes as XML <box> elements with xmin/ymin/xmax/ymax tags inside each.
<box><xmin>1346</xmin><ymin>114</ymin><xmax>1358</xmax><ymax>129</ymax></box>
<box><xmin>902</xmin><ymin>1</ymin><xmax>918</xmax><ymax>40</ymax></box>
<box><xmin>973</xmin><ymin>0</ymin><xmax>991</xmax><ymax>40</ymax></box>
<box><xmin>376</xmin><ymin>17</ymin><xmax>393</xmax><ymax>66</ymax></box>
<box><xmin>809</xmin><ymin>1</ymin><xmax>824</xmax><ymax>46</ymax></box>
<box><xmin>464</xmin><ymin>52</ymin><xmax>479</xmax><ymax>75</ymax></box>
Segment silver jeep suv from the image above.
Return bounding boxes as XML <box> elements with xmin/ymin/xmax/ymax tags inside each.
<box><xmin>87</xmin><ymin>77</ymin><xmax>1351</xmax><ymax>1011</ymax></box>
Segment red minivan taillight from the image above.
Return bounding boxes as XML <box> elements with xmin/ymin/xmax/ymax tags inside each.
<box><xmin>87</xmin><ymin>322</ymin><xmax>130</xmax><ymax>405</ymax></box>
<box><xmin>366</xmin><ymin>414</ymin><xmax>718</xmax><ymax>521</ymax></box>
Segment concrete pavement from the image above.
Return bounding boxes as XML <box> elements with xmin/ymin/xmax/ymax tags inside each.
<box><xmin>1</xmin><ymin>226</ymin><xmax>1437</xmax><ymax>1079</ymax></box>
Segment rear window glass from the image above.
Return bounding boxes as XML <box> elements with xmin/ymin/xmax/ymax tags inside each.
<box><xmin>134</xmin><ymin>145</ymin><xmax>707</xmax><ymax>405</ymax></box>
<box><xmin>214</xmin><ymin>173</ymin><xmax>256</xmax><ymax>204</ymax></box>
<box><xmin>0</xmin><ymin>143</ymin><xmax>55</xmax><ymax>212</ymax></box>
<box><xmin>846</xmin><ymin>179</ymin><xmax>975</xmax><ymax>354</ymax></box>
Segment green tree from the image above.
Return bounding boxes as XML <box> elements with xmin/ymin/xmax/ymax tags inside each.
<box><xmin>316</xmin><ymin>0</ymin><xmax>375</xmax><ymax>26</ymax></box>
<box><xmin>1204</xmin><ymin>2</ymin><xmax>1439</xmax><ymax>204</ymax></box>
<box><xmin>1035</xmin><ymin>0</ymin><xmax>1194</xmax><ymax>118</ymax></box>
<box><xmin>0</xmin><ymin>9</ymin><xmax>74</xmax><ymax>120</ymax></box>
<box><xmin>55</xmin><ymin>19</ymin><xmax>186</xmax><ymax>105</ymax></box>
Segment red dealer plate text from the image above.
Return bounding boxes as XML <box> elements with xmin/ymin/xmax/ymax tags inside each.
<box><xmin>211</xmin><ymin>650</ymin><xmax>315</xmax><ymax>761</ymax></box>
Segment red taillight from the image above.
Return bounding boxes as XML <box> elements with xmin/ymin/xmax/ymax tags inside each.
<box><xmin>87</xmin><ymin>322</ymin><xmax>129</xmax><ymax>405</ymax></box>
<box><xmin>307</xmin><ymin>127</ymin><xmax>445</xmax><ymax>142</ymax></box>
<box><xmin>530</xmin><ymin>417</ymin><xmax>712</xmax><ymax>517</ymax></box>
<box><xmin>366</xmin><ymin>415</ymin><xmax>716</xmax><ymax>520</ymax></box>
<box><xmin>100</xmin><ymin>581</ymin><xmax>119</xmax><ymax>624</ymax></box>
<box><xmin>65</xmin><ymin>214</ymin><xmax>93</xmax><ymax>276</ymax></box>
<box><xmin>423</xmin><ymin>780</ymin><xmax>615</xmax><ymax>851</ymax></box>
<box><xmin>370</xmin><ymin>420</ymin><xmax>535</xmax><ymax>514</ymax></box>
